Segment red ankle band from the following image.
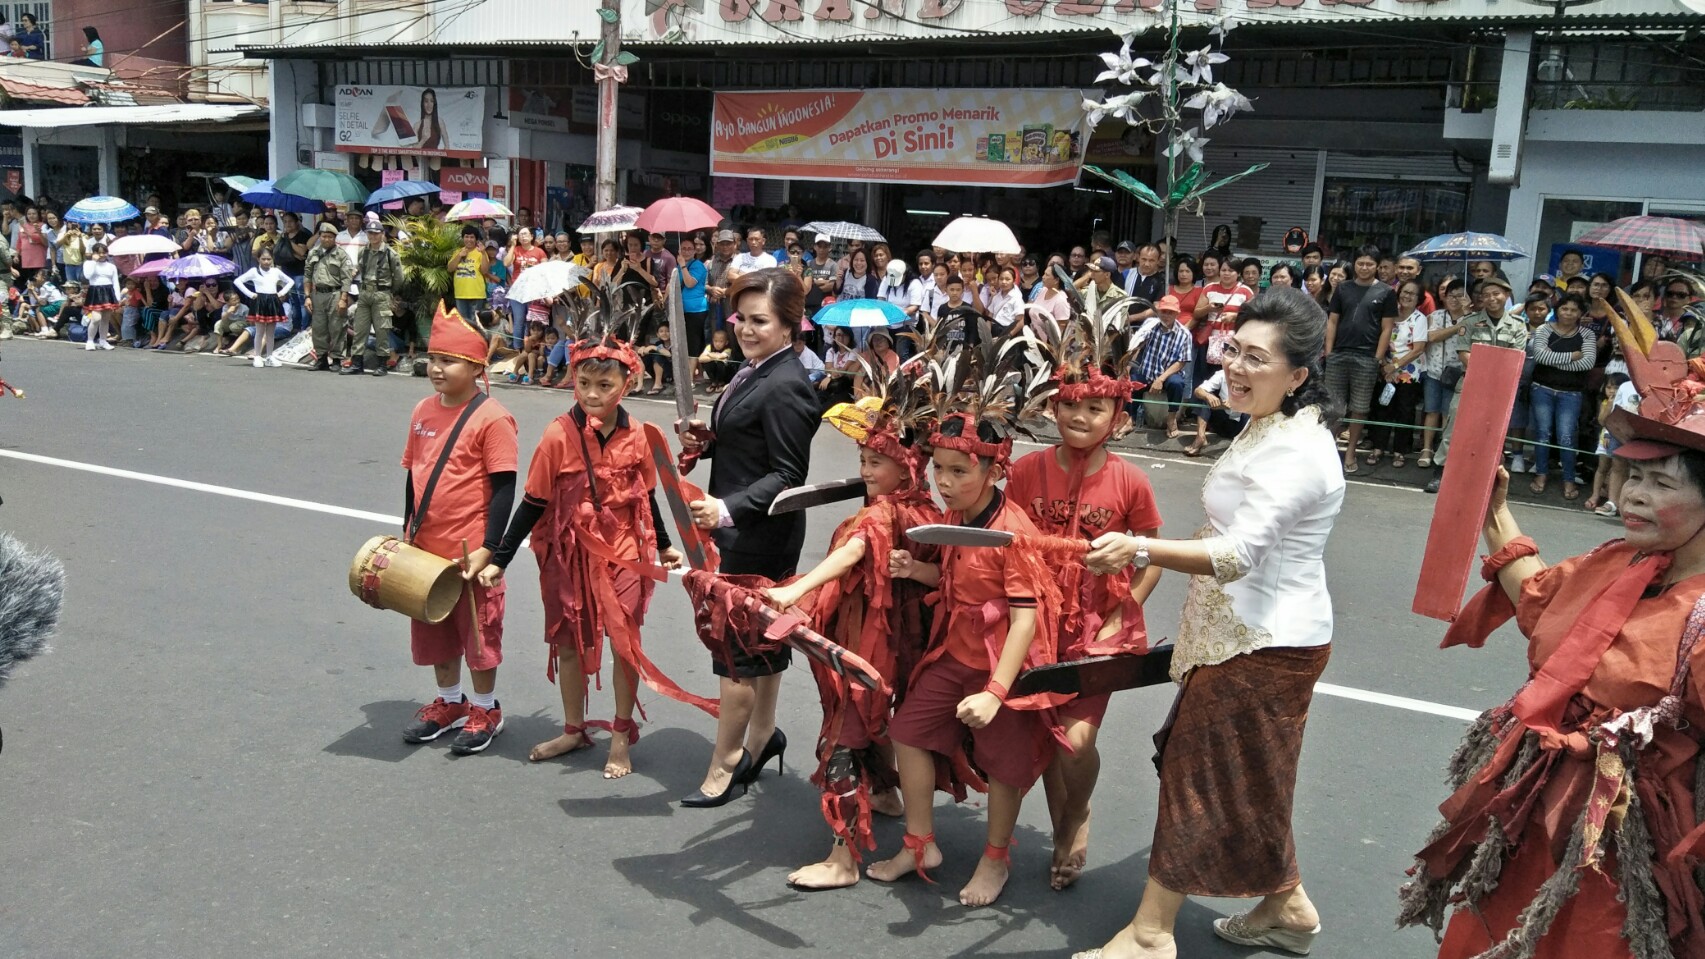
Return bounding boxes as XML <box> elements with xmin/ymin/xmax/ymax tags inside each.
<box><xmin>983</xmin><ymin>839</ymin><xmax>1014</xmax><ymax>864</ymax></box>
<box><xmin>902</xmin><ymin>832</ymin><xmax>937</xmax><ymax>884</ymax></box>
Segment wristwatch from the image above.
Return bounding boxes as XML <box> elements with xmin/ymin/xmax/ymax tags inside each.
<box><xmin>1129</xmin><ymin>536</ymin><xmax>1152</xmax><ymax>570</ymax></box>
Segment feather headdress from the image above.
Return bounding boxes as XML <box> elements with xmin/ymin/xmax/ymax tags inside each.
<box><xmin>563</xmin><ymin>277</ymin><xmax>644</xmax><ymax>380</ymax></box>
<box><xmin>1601</xmin><ymin>277</ymin><xmax>1705</xmax><ymax>454</ymax></box>
<box><xmin>1042</xmin><ymin>292</ymin><xmax>1150</xmax><ymax>404</ymax></box>
<box><xmin>822</xmin><ymin>358</ymin><xmax>935</xmax><ymax>490</ymax></box>
<box><xmin>924</xmin><ymin>314</ymin><xmax>1055</xmax><ymax>468</ymax></box>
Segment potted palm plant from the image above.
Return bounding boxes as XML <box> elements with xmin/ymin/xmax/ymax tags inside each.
<box><xmin>386</xmin><ymin>214</ymin><xmax>461</xmax><ymax>344</ymax></box>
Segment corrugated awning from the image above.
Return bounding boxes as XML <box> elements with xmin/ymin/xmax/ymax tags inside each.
<box><xmin>0</xmin><ymin>102</ymin><xmax>265</xmax><ymax>128</ymax></box>
<box><xmin>0</xmin><ymin>77</ymin><xmax>89</xmax><ymax>106</ymax></box>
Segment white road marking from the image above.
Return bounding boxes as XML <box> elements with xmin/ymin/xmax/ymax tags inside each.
<box><xmin>4</xmin><ymin>446</ymin><xmax>1489</xmax><ymax>723</ymax></box>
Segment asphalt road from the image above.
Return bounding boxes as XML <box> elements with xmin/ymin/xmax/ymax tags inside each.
<box><xmin>0</xmin><ymin>341</ymin><xmax>1617</xmax><ymax>959</ymax></box>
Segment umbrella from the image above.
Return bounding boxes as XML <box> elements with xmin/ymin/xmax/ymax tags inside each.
<box><xmin>577</xmin><ymin>206</ymin><xmax>644</xmax><ymax>235</ymax></box>
<box><xmin>65</xmin><ymin>196</ymin><xmax>141</xmax><ymax>225</ymax></box>
<box><xmin>365</xmin><ymin>180</ymin><xmax>441</xmax><ymax>208</ymax></box>
<box><xmin>635</xmin><ymin>197</ymin><xmax>723</xmax><ymax>236</ymax></box>
<box><xmin>933</xmin><ymin>215</ymin><xmax>1022</xmax><ymax>255</ymax></box>
<box><xmin>105</xmin><ymin>234</ymin><xmax>179</xmax><ymax>257</ymax></box>
<box><xmin>812</xmin><ymin>298</ymin><xmax>910</xmax><ymax>328</ymax></box>
<box><xmin>218</xmin><ymin>175</ymin><xmax>263</xmax><ymax>194</ymax></box>
<box><xmin>161</xmin><ymin>253</ymin><xmax>239</xmax><ymax>281</ymax></box>
<box><xmin>273</xmin><ymin>168</ymin><xmax>369</xmax><ymax>205</ymax></box>
<box><xmin>802</xmin><ymin>220</ymin><xmax>885</xmax><ymax>243</ymax></box>
<box><xmin>1573</xmin><ymin>216</ymin><xmax>1705</xmax><ymax>259</ymax></box>
<box><xmin>1402</xmin><ymin>231</ymin><xmax>1530</xmax><ymax>263</ymax></box>
<box><xmin>506</xmin><ymin>261</ymin><xmax>591</xmax><ymax>305</ymax></box>
<box><xmin>122</xmin><ymin>258</ymin><xmax>170</xmax><ymax>278</ymax></box>
<box><xmin>240</xmin><ymin>179</ymin><xmax>328</xmax><ymax>216</ymax></box>
<box><xmin>445</xmin><ymin>197</ymin><xmax>515</xmax><ymax>222</ymax></box>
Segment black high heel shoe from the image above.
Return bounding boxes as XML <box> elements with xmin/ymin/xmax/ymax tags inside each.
<box><xmin>737</xmin><ymin>729</ymin><xmax>786</xmax><ymax>786</ymax></box>
<box><xmin>680</xmin><ymin>750</ymin><xmax>752</xmax><ymax>808</ymax></box>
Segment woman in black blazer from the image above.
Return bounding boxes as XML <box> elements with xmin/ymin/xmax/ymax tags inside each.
<box><xmin>681</xmin><ymin>266</ymin><xmax>820</xmax><ymax>806</ymax></box>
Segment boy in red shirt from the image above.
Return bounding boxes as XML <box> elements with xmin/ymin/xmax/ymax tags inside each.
<box><xmin>399</xmin><ymin>306</ymin><xmax>519</xmax><ymax>755</ymax></box>
<box><xmin>480</xmin><ymin>332</ymin><xmax>706</xmax><ymax>779</ymax></box>
<box><xmin>868</xmin><ymin>410</ymin><xmax>1065</xmax><ymax>909</ymax></box>
<box><xmin>1005</xmin><ymin>339</ymin><xmax>1164</xmax><ymax>890</ymax></box>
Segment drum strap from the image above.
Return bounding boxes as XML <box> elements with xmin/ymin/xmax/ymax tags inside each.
<box><xmin>406</xmin><ymin>392</ymin><xmax>488</xmax><ymax>545</ymax></box>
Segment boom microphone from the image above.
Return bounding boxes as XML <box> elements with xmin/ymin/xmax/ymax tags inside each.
<box><xmin>0</xmin><ymin>532</ymin><xmax>66</xmax><ymax>755</ymax></box>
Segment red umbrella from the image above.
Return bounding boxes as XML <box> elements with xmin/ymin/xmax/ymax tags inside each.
<box><xmin>1573</xmin><ymin>215</ymin><xmax>1705</xmax><ymax>260</ymax></box>
<box><xmin>634</xmin><ymin>197</ymin><xmax>722</xmax><ymax>235</ymax></box>
<box><xmin>123</xmin><ymin>257</ymin><xmax>170</xmax><ymax>277</ymax></box>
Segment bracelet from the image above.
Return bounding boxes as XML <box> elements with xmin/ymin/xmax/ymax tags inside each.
<box><xmin>983</xmin><ymin>680</ymin><xmax>1009</xmax><ymax>702</ymax></box>
<box><xmin>1479</xmin><ymin>535</ymin><xmax>1538</xmax><ymax>582</ymax></box>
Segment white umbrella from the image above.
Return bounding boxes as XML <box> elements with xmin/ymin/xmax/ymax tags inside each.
<box><xmin>506</xmin><ymin>260</ymin><xmax>590</xmax><ymax>305</ymax></box>
<box><xmin>105</xmin><ymin>234</ymin><xmax>179</xmax><ymax>257</ymax></box>
<box><xmin>932</xmin><ymin>215</ymin><xmax>1022</xmax><ymax>255</ymax></box>
<box><xmin>802</xmin><ymin>220</ymin><xmax>886</xmax><ymax>243</ymax></box>
<box><xmin>577</xmin><ymin>206</ymin><xmax>645</xmax><ymax>235</ymax></box>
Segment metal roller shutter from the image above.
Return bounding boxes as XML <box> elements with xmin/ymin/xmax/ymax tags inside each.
<box><xmin>1324</xmin><ymin>152</ymin><xmax>1471</xmax><ymax>182</ymax></box>
<box><xmin>1180</xmin><ymin>145</ymin><xmax>1321</xmax><ymax>257</ymax></box>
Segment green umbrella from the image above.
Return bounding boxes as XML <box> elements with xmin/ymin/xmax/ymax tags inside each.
<box><xmin>218</xmin><ymin>175</ymin><xmax>263</xmax><ymax>193</ymax></box>
<box><xmin>273</xmin><ymin>169</ymin><xmax>369</xmax><ymax>205</ymax></box>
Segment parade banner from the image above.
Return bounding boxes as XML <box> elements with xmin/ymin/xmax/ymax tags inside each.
<box><xmin>711</xmin><ymin>89</ymin><xmax>1087</xmax><ymax>188</ymax></box>
<box><xmin>335</xmin><ymin>85</ymin><xmax>486</xmax><ymax>160</ymax></box>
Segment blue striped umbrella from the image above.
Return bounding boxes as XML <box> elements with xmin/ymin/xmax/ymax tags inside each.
<box><xmin>65</xmin><ymin>196</ymin><xmax>141</xmax><ymax>225</ymax></box>
<box><xmin>1402</xmin><ymin>231</ymin><xmax>1529</xmax><ymax>263</ymax></box>
<box><xmin>364</xmin><ymin>180</ymin><xmax>440</xmax><ymax>208</ymax></box>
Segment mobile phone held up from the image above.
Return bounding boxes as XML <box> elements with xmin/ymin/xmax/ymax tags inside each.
<box><xmin>386</xmin><ymin>105</ymin><xmax>417</xmax><ymax>144</ymax></box>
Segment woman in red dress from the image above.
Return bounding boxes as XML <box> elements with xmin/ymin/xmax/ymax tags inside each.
<box><xmin>1400</xmin><ymin>328</ymin><xmax>1705</xmax><ymax>959</ymax></box>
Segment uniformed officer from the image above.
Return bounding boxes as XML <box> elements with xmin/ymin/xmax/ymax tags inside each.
<box><xmin>342</xmin><ymin>212</ymin><xmax>403</xmax><ymax>376</ymax></box>
<box><xmin>303</xmin><ymin>222</ymin><xmax>353</xmax><ymax>371</ymax></box>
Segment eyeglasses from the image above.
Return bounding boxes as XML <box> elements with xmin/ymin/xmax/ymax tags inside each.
<box><xmin>1217</xmin><ymin>343</ymin><xmax>1274</xmax><ymax>371</ymax></box>
<box><xmin>1667</xmin><ymin>289</ymin><xmax>1691</xmax><ymax>298</ymax></box>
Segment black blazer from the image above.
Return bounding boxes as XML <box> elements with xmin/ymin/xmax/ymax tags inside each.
<box><xmin>703</xmin><ymin>349</ymin><xmax>820</xmax><ymax>560</ymax></box>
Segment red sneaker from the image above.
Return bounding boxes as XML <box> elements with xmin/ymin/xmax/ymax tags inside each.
<box><xmin>451</xmin><ymin>701</ymin><xmax>505</xmax><ymax>754</ymax></box>
<box><xmin>402</xmin><ymin>696</ymin><xmax>469</xmax><ymax>743</ymax></box>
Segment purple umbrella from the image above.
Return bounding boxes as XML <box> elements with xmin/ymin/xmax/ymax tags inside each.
<box><xmin>161</xmin><ymin>254</ymin><xmax>239</xmax><ymax>281</ymax></box>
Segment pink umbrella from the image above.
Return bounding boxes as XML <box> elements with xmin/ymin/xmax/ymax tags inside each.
<box><xmin>635</xmin><ymin>197</ymin><xmax>722</xmax><ymax>235</ymax></box>
<box><xmin>123</xmin><ymin>258</ymin><xmax>170</xmax><ymax>277</ymax></box>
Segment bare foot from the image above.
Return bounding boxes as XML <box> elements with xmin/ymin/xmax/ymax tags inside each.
<box><xmin>959</xmin><ymin>851</ymin><xmax>1011</xmax><ymax>907</ymax></box>
<box><xmin>1051</xmin><ymin>804</ymin><xmax>1091</xmax><ymax>890</ymax></box>
<box><xmin>869</xmin><ymin>787</ymin><xmax>903</xmax><ymax>818</ymax></box>
<box><xmin>529</xmin><ymin>730</ymin><xmax>590</xmax><ymax>762</ymax></box>
<box><xmin>1076</xmin><ymin>923</ymin><xmax>1177</xmax><ymax>959</ymax></box>
<box><xmin>1530</xmin><ymin>475</ymin><xmax>1548</xmax><ymax>495</ymax></box>
<box><xmin>603</xmin><ymin>734</ymin><xmax>633</xmax><ymax>779</ymax></box>
<box><xmin>787</xmin><ymin>843</ymin><xmax>860</xmax><ymax>890</ymax></box>
<box><xmin>867</xmin><ymin>837</ymin><xmax>942</xmax><ymax>883</ymax></box>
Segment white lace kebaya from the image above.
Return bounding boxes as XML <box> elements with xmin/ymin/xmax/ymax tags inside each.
<box><xmin>1172</xmin><ymin>406</ymin><xmax>1346</xmax><ymax>681</ymax></box>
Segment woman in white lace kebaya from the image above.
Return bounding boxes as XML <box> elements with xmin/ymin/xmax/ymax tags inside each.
<box><xmin>1073</xmin><ymin>287</ymin><xmax>1346</xmax><ymax>959</ymax></box>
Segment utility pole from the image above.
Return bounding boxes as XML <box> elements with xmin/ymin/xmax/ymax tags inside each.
<box><xmin>594</xmin><ymin>0</ymin><xmax>621</xmax><ymax>210</ymax></box>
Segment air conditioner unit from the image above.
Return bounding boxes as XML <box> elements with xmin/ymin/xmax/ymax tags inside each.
<box><xmin>313</xmin><ymin>151</ymin><xmax>352</xmax><ymax>173</ymax></box>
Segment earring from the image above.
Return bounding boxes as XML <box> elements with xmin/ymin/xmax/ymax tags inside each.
<box><xmin>1287</xmin><ymin>388</ymin><xmax>1296</xmax><ymax>397</ymax></box>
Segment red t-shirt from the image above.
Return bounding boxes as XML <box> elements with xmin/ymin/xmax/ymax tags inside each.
<box><xmin>401</xmin><ymin>394</ymin><xmax>519</xmax><ymax>559</ymax></box>
<box><xmin>1169</xmin><ymin>285</ymin><xmax>1202</xmax><ymax>325</ymax></box>
<box><xmin>1006</xmin><ymin>448</ymin><xmax>1163</xmax><ymax>541</ymax></box>
<box><xmin>523</xmin><ymin>413</ymin><xmax>657</xmax><ymax>561</ymax></box>
<box><xmin>940</xmin><ymin>495</ymin><xmax>1045</xmax><ymax>669</ymax></box>
<box><xmin>508</xmin><ymin>245</ymin><xmax>548</xmax><ymax>282</ymax></box>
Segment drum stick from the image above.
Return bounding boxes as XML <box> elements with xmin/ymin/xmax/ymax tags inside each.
<box><xmin>462</xmin><ymin>538</ymin><xmax>485</xmax><ymax>661</ymax></box>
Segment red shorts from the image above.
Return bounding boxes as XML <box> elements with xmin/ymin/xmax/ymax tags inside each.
<box><xmin>889</xmin><ymin>655</ymin><xmax>1051</xmax><ymax>790</ymax></box>
<box><xmin>543</xmin><ymin>566</ymin><xmax>648</xmax><ymax>648</ymax></box>
<box><xmin>411</xmin><ymin>579</ymin><xmax>504</xmax><ymax>670</ymax></box>
<box><xmin>835</xmin><ymin>694</ymin><xmax>879</xmax><ymax>751</ymax></box>
<box><xmin>1057</xmin><ymin>691</ymin><xmax>1110</xmax><ymax>728</ymax></box>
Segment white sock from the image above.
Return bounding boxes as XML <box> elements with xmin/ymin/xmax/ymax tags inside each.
<box><xmin>468</xmin><ymin>688</ymin><xmax>496</xmax><ymax>710</ymax></box>
<box><xmin>438</xmin><ymin>683</ymin><xmax>462</xmax><ymax>704</ymax></box>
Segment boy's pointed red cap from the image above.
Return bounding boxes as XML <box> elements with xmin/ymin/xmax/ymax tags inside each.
<box><xmin>428</xmin><ymin>303</ymin><xmax>489</xmax><ymax>366</ymax></box>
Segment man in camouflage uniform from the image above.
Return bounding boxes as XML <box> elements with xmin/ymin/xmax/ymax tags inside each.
<box><xmin>342</xmin><ymin>212</ymin><xmax>403</xmax><ymax>377</ymax></box>
<box><xmin>303</xmin><ymin>222</ymin><xmax>354</xmax><ymax>371</ymax></box>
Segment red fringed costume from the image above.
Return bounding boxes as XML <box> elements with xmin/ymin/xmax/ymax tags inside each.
<box><xmin>524</xmin><ymin>345</ymin><xmax>717</xmax><ymax>727</ymax></box>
